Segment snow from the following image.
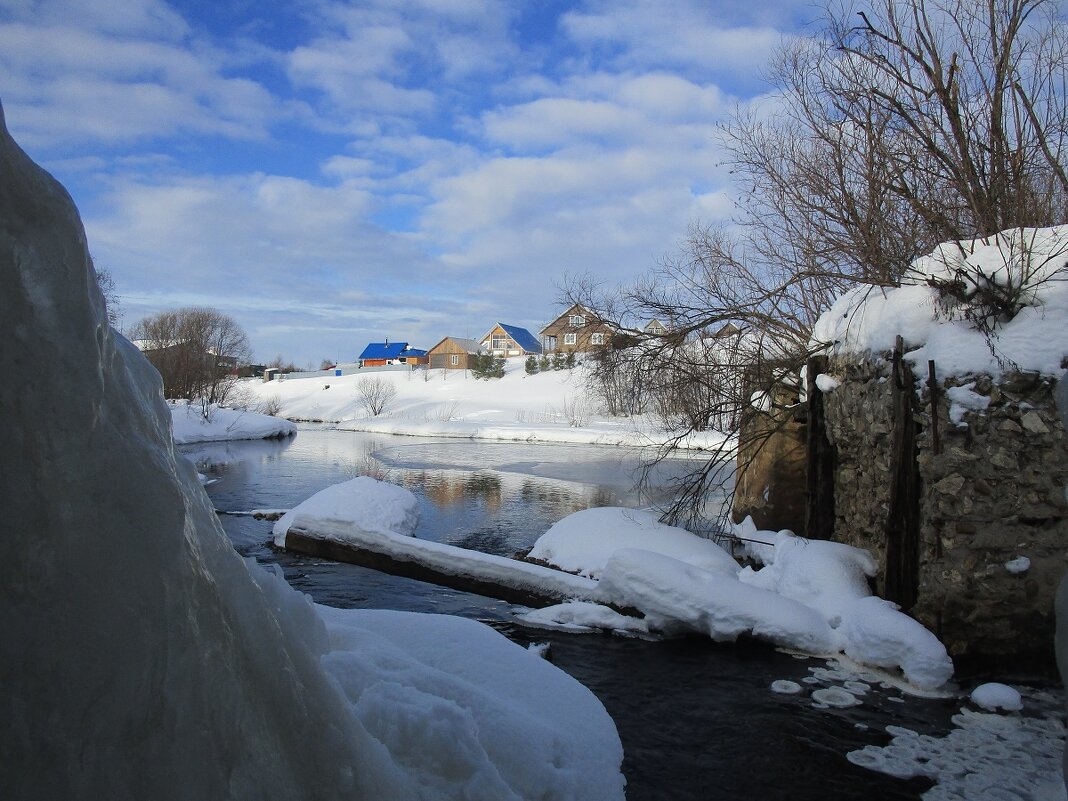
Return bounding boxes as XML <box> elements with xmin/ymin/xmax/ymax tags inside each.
<box><xmin>244</xmin><ymin>360</ymin><xmax>730</xmax><ymax>450</ymax></box>
<box><xmin>527</xmin><ymin>507</ymin><xmax>740</xmax><ymax>578</ymax></box>
<box><xmin>1</xmin><ymin>109</ymin><xmax>625</xmax><ymax>801</ymax></box>
<box><xmin>169</xmin><ymin>399</ymin><xmax>297</xmax><ymax>444</ymax></box>
<box><xmin>970</xmin><ymin>682</ymin><xmax>1024</xmax><ymax>712</ymax></box>
<box><xmin>815</xmin><ymin>373</ymin><xmax>839</xmax><ymax>393</ymax></box>
<box><xmin>518</xmin><ymin>600</ymin><xmax>651</xmax><ymax>636</ymax></box>
<box><xmin>1005</xmin><ymin>555</ymin><xmax>1032</xmax><ymax>574</ymax></box>
<box><xmin>849</xmin><ymin>696</ymin><xmax>1067</xmax><ymax>800</ymax></box>
<box><xmin>273</xmin><ymin>476</ymin><xmax>421</xmax><ymax>548</ymax></box>
<box><xmin>523</xmin><ymin>511</ymin><xmax>954</xmax><ymax>690</ymax></box>
<box><xmin>944</xmin><ymin>382</ymin><xmax>991</xmax><ymax>426</ymax></box>
<box><xmin>812</xmin><ymin>226</ymin><xmax>1068</xmax><ymax>379</ymax></box>
<box><xmin>836</xmin><ymin>596</ymin><xmax>954</xmax><ymax>691</ymax></box>
<box><xmin>318</xmin><ymin>604</ymin><xmax>625</xmax><ymax>801</ymax></box>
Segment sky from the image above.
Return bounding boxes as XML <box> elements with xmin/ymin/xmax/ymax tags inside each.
<box><xmin>1</xmin><ymin>0</ymin><xmax>817</xmax><ymax>366</ymax></box>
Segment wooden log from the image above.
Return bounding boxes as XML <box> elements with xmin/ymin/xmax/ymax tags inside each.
<box><xmin>281</xmin><ymin>520</ymin><xmax>612</xmax><ymax>611</ymax></box>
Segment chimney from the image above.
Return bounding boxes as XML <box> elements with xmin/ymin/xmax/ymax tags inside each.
<box><xmin>385</xmin><ymin>336</ymin><xmax>389</xmax><ymax>346</ymax></box>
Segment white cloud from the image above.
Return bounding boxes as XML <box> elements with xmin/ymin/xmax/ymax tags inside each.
<box><xmin>0</xmin><ymin>15</ymin><xmax>282</xmax><ymax>147</ymax></box>
<box><xmin>561</xmin><ymin>0</ymin><xmax>788</xmax><ymax>79</ymax></box>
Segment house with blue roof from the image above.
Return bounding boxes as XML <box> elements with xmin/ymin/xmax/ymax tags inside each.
<box><xmin>357</xmin><ymin>339</ymin><xmax>428</xmax><ymax>368</ymax></box>
<box><xmin>478</xmin><ymin>323</ymin><xmax>542</xmax><ymax>357</ymax></box>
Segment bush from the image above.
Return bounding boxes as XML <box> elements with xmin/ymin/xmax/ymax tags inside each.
<box><xmin>525</xmin><ymin>355</ymin><xmax>539</xmax><ymax>375</ymax></box>
<box><xmin>356</xmin><ymin>376</ymin><xmax>398</xmax><ymax>416</ymax></box>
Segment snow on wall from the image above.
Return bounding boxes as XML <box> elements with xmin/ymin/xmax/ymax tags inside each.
<box><xmin>0</xmin><ymin>102</ymin><xmax>624</xmax><ymax>800</ymax></box>
<box><xmin>812</xmin><ymin>226</ymin><xmax>1068</xmax><ymax>379</ymax></box>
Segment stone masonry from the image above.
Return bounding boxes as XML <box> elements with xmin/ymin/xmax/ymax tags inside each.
<box><xmin>822</xmin><ymin>354</ymin><xmax>1068</xmax><ymax>659</ymax></box>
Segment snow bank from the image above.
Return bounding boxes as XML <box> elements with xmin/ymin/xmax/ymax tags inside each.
<box><xmin>318</xmin><ymin>605</ymin><xmax>625</xmax><ymax>801</ymax></box>
<box><xmin>737</xmin><ymin>531</ymin><xmax>878</xmax><ymax>625</ymax></box>
<box><xmin>170</xmin><ymin>400</ymin><xmax>297</xmax><ymax>444</ymax></box>
<box><xmin>273</xmin><ymin>476</ymin><xmax>420</xmax><ymax>548</ymax></box>
<box><xmin>523</xmin><ymin>510</ymin><xmax>953</xmax><ymax>689</ymax></box>
<box><xmin>0</xmin><ymin>104</ymin><xmax>625</xmax><ymax>800</ymax></box>
<box><xmin>599</xmin><ymin>548</ymin><xmax>838</xmax><ymax>652</ymax></box>
<box><xmin>527</xmin><ymin>507</ymin><xmax>739</xmax><ymax>578</ymax></box>
<box><xmin>812</xmin><ymin>226</ymin><xmax>1068</xmax><ymax>378</ymax></box>
<box><xmin>837</xmin><ymin>596</ymin><xmax>954</xmax><ymax>690</ymax></box>
<box><xmin>244</xmin><ymin>360</ymin><xmax>729</xmax><ymax>450</ymax></box>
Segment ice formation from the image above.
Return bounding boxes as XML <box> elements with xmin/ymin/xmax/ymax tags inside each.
<box><xmin>0</xmin><ymin>102</ymin><xmax>624</xmax><ymax>800</ymax></box>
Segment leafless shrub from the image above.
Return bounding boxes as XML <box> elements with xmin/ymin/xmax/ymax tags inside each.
<box><xmin>259</xmin><ymin>394</ymin><xmax>283</xmax><ymax>417</ymax></box>
<box><xmin>356</xmin><ymin>376</ymin><xmax>398</xmax><ymax>417</ymax></box>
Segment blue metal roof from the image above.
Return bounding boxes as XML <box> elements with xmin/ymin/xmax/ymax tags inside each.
<box><xmin>496</xmin><ymin>323</ymin><xmax>542</xmax><ymax>354</ymax></box>
<box><xmin>400</xmin><ymin>347</ymin><xmax>427</xmax><ymax>358</ymax></box>
<box><xmin>359</xmin><ymin>341</ymin><xmax>408</xmax><ymax>360</ymax></box>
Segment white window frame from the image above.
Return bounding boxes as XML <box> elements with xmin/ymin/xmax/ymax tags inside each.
<box><xmin>450</xmin><ymin>354</ymin><xmax>459</xmax><ymax>366</ymax></box>
<box><xmin>591</xmin><ymin>332</ymin><xmax>604</xmax><ymax>346</ymax></box>
<box><xmin>568</xmin><ymin>314</ymin><xmax>586</xmax><ymax>327</ymax></box>
<box><xmin>564</xmin><ymin>333</ymin><xmax>577</xmax><ymax>345</ymax></box>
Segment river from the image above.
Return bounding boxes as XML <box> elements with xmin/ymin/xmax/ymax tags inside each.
<box><xmin>188</xmin><ymin>427</ymin><xmax>960</xmax><ymax>801</ymax></box>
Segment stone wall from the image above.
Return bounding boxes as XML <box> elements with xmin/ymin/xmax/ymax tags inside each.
<box><xmin>821</xmin><ymin>354</ymin><xmax>1068</xmax><ymax>658</ymax></box>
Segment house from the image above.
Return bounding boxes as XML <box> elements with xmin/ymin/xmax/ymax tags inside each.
<box><xmin>644</xmin><ymin>319</ymin><xmax>669</xmax><ymax>336</ymax></box>
<box><xmin>427</xmin><ymin>337</ymin><xmax>483</xmax><ymax>369</ymax></box>
<box><xmin>358</xmin><ymin>339</ymin><xmax>428</xmax><ymax>368</ymax></box>
<box><xmin>478</xmin><ymin>323</ymin><xmax>542</xmax><ymax>357</ymax></box>
<box><xmin>539</xmin><ymin>303</ymin><xmax>614</xmax><ymax>353</ymax></box>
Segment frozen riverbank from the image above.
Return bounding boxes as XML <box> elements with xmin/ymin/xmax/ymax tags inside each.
<box><xmin>244</xmin><ymin>361</ymin><xmax>729</xmax><ymax>450</ymax></box>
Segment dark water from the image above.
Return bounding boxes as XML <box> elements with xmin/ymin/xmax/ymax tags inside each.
<box><xmin>189</xmin><ymin>428</ymin><xmax>956</xmax><ymax>801</ymax></box>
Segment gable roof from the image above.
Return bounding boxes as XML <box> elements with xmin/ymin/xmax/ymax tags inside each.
<box><xmin>399</xmin><ymin>347</ymin><xmax>427</xmax><ymax>358</ymax></box>
<box><xmin>359</xmin><ymin>341</ymin><xmax>409</xmax><ymax>360</ymax></box>
<box><xmin>428</xmin><ymin>336</ymin><xmax>483</xmax><ymax>354</ymax></box>
<box><xmin>481</xmin><ymin>322</ymin><xmax>542</xmax><ymax>354</ymax></box>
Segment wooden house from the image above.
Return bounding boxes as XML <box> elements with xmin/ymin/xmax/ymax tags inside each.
<box><xmin>539</xmin><ymin>303</ymin><xmax>614</xmax><ymax>353</ymax></box>
<box><xmin>358</xmin><ymin>340</ymin><xmax>428</xmax><ymax>368</ymax></box>
<box><xmin>427</xmin><ymin>337</ymin><xmax>483</xmax><ymax>369</ymax></box>
<box><xmin>478</xmin><ymin>323</ymin><xmax>542</xmax><ymax>357</ymax></box>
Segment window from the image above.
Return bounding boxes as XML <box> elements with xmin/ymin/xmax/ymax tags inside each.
<box><xmin>543</xmin><ymin>336</ymin><xmax>557</xmax><ymax>352</ymax></box>
<box><xmin>568</xmin><ymin>314</ymin><xmax>586</xmax><ymax>327</ymax></box>
<box><xmin>591</xmin><ymin>332</ymin><xmax>604</xmax><ymax>345</ymax></box>
<box><xmin>450</xmin><ymin>354</ymin><xmax>459</xmax><ymax>366</ymax></box>
<box><xmin>564</xmin><ymin>333</ymin><xmax>577</xmax><ymax>345</ymax></box>
<box><xmin>491</xmin><ymin>336</ymin><xmax>508</xmax><ymax>350</ymax></box>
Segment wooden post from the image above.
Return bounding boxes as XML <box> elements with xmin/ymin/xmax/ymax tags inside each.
<box><xmin>884</xmin><ymin>337</ymin><xmax>920</xmax><ymax>611</ymax></box>
<box><xmin>804</xmin><ymin>355</ymin><xmax>836</xmax><ymax>540</ymax></box>
<box><xmin>928</xmin><ymin>360</ymin><xmax>941</xmax><ymax>456</ymax></box>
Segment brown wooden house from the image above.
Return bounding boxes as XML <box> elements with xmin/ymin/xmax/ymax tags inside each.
<box><xmin>478</xmin><ymin>323</ymin><xmax>542</xmax><ymax>357</ymax></box>
<box><xmin>427</xmin><ymin>337</ymin><xmax>483</xmax><ymax>369</ymax></box>
<box><xmin>539</xmin><ymin>303</ymin><xmax>614</xmax><ymax>353</ymax></box>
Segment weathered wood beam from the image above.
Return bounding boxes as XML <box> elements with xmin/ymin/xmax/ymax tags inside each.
<box><xmin>280</xmin><ymin>519</ymin><xmax>606</xmax><ymax>610</ymax></box>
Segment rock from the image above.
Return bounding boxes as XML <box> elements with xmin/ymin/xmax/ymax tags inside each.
<box><xmin>934</xmin><ymin>474</ymin><xmax>966</xmax><ymax>495</ymax></box>
<box><xmin>1021</xmin><ymin>410</ymin><xmax>1051</xmax><ymax>434</ymax></box>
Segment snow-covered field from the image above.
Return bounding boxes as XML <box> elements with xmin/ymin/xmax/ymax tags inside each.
<box><xmin>242</xmin><ymin>360</ymin><xmax>728</xmax><ymax>449</ymax></box>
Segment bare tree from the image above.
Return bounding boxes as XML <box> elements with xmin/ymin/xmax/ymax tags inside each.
<box><xmin>91</xmin><ymin>259</ymin><xmax>123</xmax><ymax>329</ymax></box>
<box><xmin>130</xmin><ymin>307</ymin><xmax>252</xmax><ymax>415</ymax></box>
<box><xmin>356</xmin><ymin>376</ymin><xmax>398</xmax><ymax>417</ymax></box>
<box><xmin>572</xmin><ymin>0</ymin><xmax>1068</xmax><ymax>533</ymax></box>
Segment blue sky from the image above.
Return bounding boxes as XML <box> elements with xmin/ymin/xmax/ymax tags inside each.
<box><xmin>1</xmin><ymin>0</ymin><xmax>813</xmax><ymax>365</ymax></box>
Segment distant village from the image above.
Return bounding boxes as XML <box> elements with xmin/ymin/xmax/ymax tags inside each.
<box><xmin>261</xmin><ymin>303</ymin><xmax>669</xmax><ymax>381</ymax></box>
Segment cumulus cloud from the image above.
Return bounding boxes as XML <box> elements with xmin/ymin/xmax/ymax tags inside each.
<box><xmin>4</xmin><ymin>0</ymin><xmax>804</xmax><ymax>362</ymax></box>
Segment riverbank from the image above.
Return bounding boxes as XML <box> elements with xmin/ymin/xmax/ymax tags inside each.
<box><xmin>242</xmin><ymin>360</ymin><xmax>729</xmax><ymax>450</ymax></box>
